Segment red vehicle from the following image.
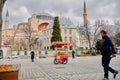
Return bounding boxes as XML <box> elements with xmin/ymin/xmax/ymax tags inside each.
<box><xmin>51</xmin><ymin>42</ymin><xmax>71</xmax><ymax>64</ymax></box>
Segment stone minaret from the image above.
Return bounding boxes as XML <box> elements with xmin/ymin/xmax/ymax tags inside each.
<box><xmin>83</xmin><ymin>0</ymin><xmax>87</xmax><ymax>27</ymax></box>
<box><xmin>5</xmin><ymin>9</ymin><xmax>9</xmax><ymax>29</ymax></box>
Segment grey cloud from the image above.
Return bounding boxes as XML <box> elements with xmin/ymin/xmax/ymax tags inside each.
<box><xmin>2</xmin><ymin>0</ymin><xmax>120</xmax><ymax>28</ymax></box>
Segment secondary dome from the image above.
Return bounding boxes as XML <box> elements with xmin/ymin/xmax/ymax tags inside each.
<box><xmin>36</xmin><ymin>12</ymin><xmax>53</xmax><ymax>20</ymax></box>
<box><xmin>47</xmin><ymin>17</ymin><xmax>75</xmax><ymax>29</ymax></box>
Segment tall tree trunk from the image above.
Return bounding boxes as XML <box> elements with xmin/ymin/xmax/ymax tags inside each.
<box><xmin>86</xmin><ymin>26</ymin><xmax>92</xmax><ymax>51</ymax></box>
<box><xmin>0</xmin><ymin>0</ymin><xmax>6</xmax><ymax>49</ymax></box>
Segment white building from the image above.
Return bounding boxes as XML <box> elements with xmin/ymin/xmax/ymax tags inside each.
<box><xmin>37</xmin><ymin>17</ymin><xmax>89</xmax><ymax>51</ymax></box>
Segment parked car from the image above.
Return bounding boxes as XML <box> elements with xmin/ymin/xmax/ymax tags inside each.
<box><xmin>7</xmin><ymin>54</ymin><xmax>18</xmax><ymax>59</ymax></box>
<box><xmin>39</xmin><ymin>54</ymin><xmax>47</xmax><ymax>58</ymax></box>
<box><xmin>0</xmin><ymin>56</ymin><xmax>3</xmax><ymax>59</ymax></box>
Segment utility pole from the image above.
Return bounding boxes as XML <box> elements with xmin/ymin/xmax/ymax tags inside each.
<box><xmin>0</xmin><ymin>0</ymin><xmax>6</xmax><ymax>49</ymax></box>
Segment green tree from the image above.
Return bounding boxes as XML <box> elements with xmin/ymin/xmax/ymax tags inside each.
<box><xmin>95</xmin><ymin>39</ymin><xmax>102</xmax><ymax>52</ymax></box>
<box><xmin>51</xmin><ymin>16</ymin><xmax>62</xmax><ymax>49</ymax></box>
<box><xmin>113</xmin><ymin>32</ymin><xmax>120</xmax><ymax>46</ymax></box>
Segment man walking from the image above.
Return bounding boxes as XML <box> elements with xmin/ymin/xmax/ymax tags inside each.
<box><xmin>72</xmin><ymin>50</ymin><xmax>75</xmax><ymax>59</ymax></box>
<box><xmin>30</xmin><ymin>50</ymin><xmax>35</xmax><ymax>62</ymax></box>
<box><xmin>100</xmin><ymin>30</ymin><xmax>119</xmax><ymax>80</ymax></box>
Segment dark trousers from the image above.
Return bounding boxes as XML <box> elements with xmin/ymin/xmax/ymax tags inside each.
<box><xmin>31</xmin><ymin>56</ymin><xmax>34</xmax><ymax>62</ymax></box>
<box><xmin>31</xmin><ymin>58</ymin><xmax>34</xmax><ymax>62</ymax></box>
<box><xmin>102</xmin><ymin>56</ymin><xmax>115</xmax><ymax>78</ymax></box>
<box><xmin>72</xmin><ymin>54</ymin><xmax>75</xmax><ymax>59</ymax></box>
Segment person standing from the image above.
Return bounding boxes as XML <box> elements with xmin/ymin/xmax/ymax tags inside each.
<box><xmin>72</xmin><ymin>50</ymin><xmax>75</xmax><ymax>59</ymax></box>
<box><xmin>30</xmin><ymin>50</ymin><xmax>35</xmax><ymax>62</ymax></box>
<box><xmin>100</xmin><ymin>30</ymin><xmax>119</xmax><ymax>80</ymax></box>
<box><xmin>35</xmin><ymin>52</ymin><xmax>39</xmax><ymax>61</ymax></box>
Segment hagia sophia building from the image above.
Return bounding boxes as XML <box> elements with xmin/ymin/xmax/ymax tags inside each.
<box><xmin>2</xmin><ymin>1</ymin><xmax>90</xmax><ymax>54</ymax></box>
<box><xmin>2</xmin><ymin>11</ymin><xmax>89</xmax><ymax>50</ymax></box>
<box><xmin>2</xmin><ymin>10</ymin><xmax>89</xmax><ymax>51</ymax></box>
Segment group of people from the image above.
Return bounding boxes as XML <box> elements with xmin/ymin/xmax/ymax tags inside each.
<box><xmin>30</xmin><ymin>30</ymin><xmax>119</xmax><ymax>80</ymax></box>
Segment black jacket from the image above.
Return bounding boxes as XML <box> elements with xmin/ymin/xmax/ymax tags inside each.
<box><xmin>100</xmin><ymin>35</ymin><xmax>116</xmax><ymax>56</ymax></box>
<box><xmin>30</xmin><ymin>51</ymin><xmax>35</xmax><ymax>59</ymax></box>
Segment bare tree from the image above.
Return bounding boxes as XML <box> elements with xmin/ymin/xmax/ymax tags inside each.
<box><xmin>77</xmin><ymin>20</ymin><xmax>92</xmax><ymax>51</ymax></box>
<box><xmin>91</xmin><ymin>20</ymin><xmax>102</xmax><ymax>48</ymax></box>
<box><xmin>113</xmin><ymin>32</ymin><xmax>120</xmax><ymax>46</ymax></box>
<box><xmin>114</xmin><ymin>20</ymin><xmax>120</xmax><ymax>26</ymax></box>
<box><xmin>0</xmin><ymin>0</ymin><xmax>6</xmax><ymax>48</ymax></box>
<box><xmin>77</xmin><ymin>20</ymin><xmax>102</xmax><ymax>51</ymax></box>
<box><xmin>85</xmin><ymin>20</ymin><xmax>92</xmax><ymax>51</ymax></box>
<box><xmin>21</xmin><ymin>25</ymin><xmax>36</xmax><ymax>50</ymax></box>
<box><xmin>19</xmin><ymin>38</ymin><xmax>27</xmax><ymax>50</ymax></box>
<box><xmin>72</xmin><ymin>38</ymin><xmax>78</xmax><ymax>50</ymax></box>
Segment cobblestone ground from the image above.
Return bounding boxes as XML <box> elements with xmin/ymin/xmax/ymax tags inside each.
<box><xmin>0</xmin><ymin>55</ymin><xmax>120</xmax><ymax>80</ymax></box>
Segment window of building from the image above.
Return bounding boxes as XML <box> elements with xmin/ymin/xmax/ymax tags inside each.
<box><xmin>44</xmin><ymin>26</ymin><xmax>47</xmax><ymax>29</ymax></box>
<box><xmin>50</xmin><ymin>29</ymin><xmax>53</xmax><ymax>34</ymax></box>
<box><xmin>47</xmin><ymin>31</ymin><xmax>49</xmax><ymax>35</ymax></box>
<box><xmin>44</xmin><ymin>47</ymin><xmax>46</xmax><ymax>50</ymax></box>
<box><xmin>49</xmin><ymin>38</ymin><xmax>51</xmax><ymax>43</ymax></box>
<box><xmin>44</xmin><ymin>32</ymin><xmax>46</xmax><ymax>35</ymax></box>
<box><xmin>47</xmin><ymin>46</ymin><xmax>49</xmax><ymax>50</ymax></box>
<box><xmin>69</xmin><ymin>46</ymin><xmax>72</xmax><ymax>50</ymax></box>
<box><xmin>50</xmin><ymin>46</ymin><xmax>53</xmax><ymax>50</ymax></box>
<box><xmin>48</xmin><ymin>30</ymin><xmax>50</xmax><ymax>35</ymax></box>
<box><xmin>64</xmin><ymin>46</ymin><xmax>67</xmax><ymax>49</ymax></box>
<box><xmin>47</xmin><ymin>38</ymin><xmax>49</xmax><ymax>43</ymax></box>
<box><xmin>80</xmin><ymin>47</ymin><xmax>84</xmax><ymax>50</ymax></box>
<box><xmin>82</xmin><ymin>41</ymin><xmax>84</xmax><ymax>45</ymax></box>
<box><xmin>69</xmin><ymin>37</ymin><xmax>72</xmax><ymax>42</ymax></box>
<box><xmin>44</xmin><ymin>38</ymin><xmax>46</xmax><ymax>43</ymax></box>
<box><xmin>64</xmin><ymin>29</ymin><xmax>67</xmax><ymax>34</ymax></box>
<box><xmin>69</xmin><ymin>29</ymin><xmax>72</xmax><ymax>34</ymax></box>
<box><xmin>64</xmin><ymin>37</ymin><xmax>67</xmax><ymax>42</ymax></box>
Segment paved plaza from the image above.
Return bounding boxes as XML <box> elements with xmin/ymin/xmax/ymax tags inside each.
<box><xmin>0</xmin><ymin>55</ymin><xmax>120</xmax><ymax>80</ymax></box>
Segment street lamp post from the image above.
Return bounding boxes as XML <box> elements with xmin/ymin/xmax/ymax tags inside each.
<box><xmin>0</xmin><ymin>0</ymin><xmax>6</xmax><ymax>49</ymax></box>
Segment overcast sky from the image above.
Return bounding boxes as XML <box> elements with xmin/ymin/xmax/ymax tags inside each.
<box><xmin>2</xmin><ymin>0</ymin><xmax>120</xmax><ymax>28</ymax></box>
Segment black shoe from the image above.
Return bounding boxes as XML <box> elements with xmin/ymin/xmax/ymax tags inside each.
<box><xmin>113</xmin><ymin>71</ymin><xmax>119</xmax><ymax>79</ymax></box>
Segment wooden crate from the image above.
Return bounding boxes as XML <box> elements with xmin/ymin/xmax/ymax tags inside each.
<box><xmin>0</xmin><ymin>64</ymin><xmax>21</xmax><ymax>80</ymax></box>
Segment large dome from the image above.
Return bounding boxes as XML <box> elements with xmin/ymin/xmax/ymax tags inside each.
<box><xmin>36</xmin><ymin>12</ymin><xmax>53</xmax><ymax>20</ymax></box>
<box><xmin>47</xmin><ymin>17</ymin><xmax>75</xmax><ymax>29</ymax></box>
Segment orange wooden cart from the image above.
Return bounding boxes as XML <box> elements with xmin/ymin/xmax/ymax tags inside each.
<box><xmin>51</xmin><ymin>41</ymin><xmax>72</xmax><ymax>64</ymax></box>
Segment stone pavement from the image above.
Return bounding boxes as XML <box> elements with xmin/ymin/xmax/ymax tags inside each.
<box><xmin>0</xmin><ymin>55</ymin><xmax>120</xmax><ymax>80</ymax></box>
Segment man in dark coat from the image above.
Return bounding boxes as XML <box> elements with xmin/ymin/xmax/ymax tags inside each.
<box><xmin>100</xmin><ymin>30</ymin><xmax>118</xmax><ymax>80</ymax></box>
<box><xmin>30</xmin><ymin>51</ymin><xmax>35</xmax><ymax>62</ymax></box>
<box><xmin>72</xmin><ymin>50</ymin><xmax>75</xmax><ymax>59</ymax></box>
